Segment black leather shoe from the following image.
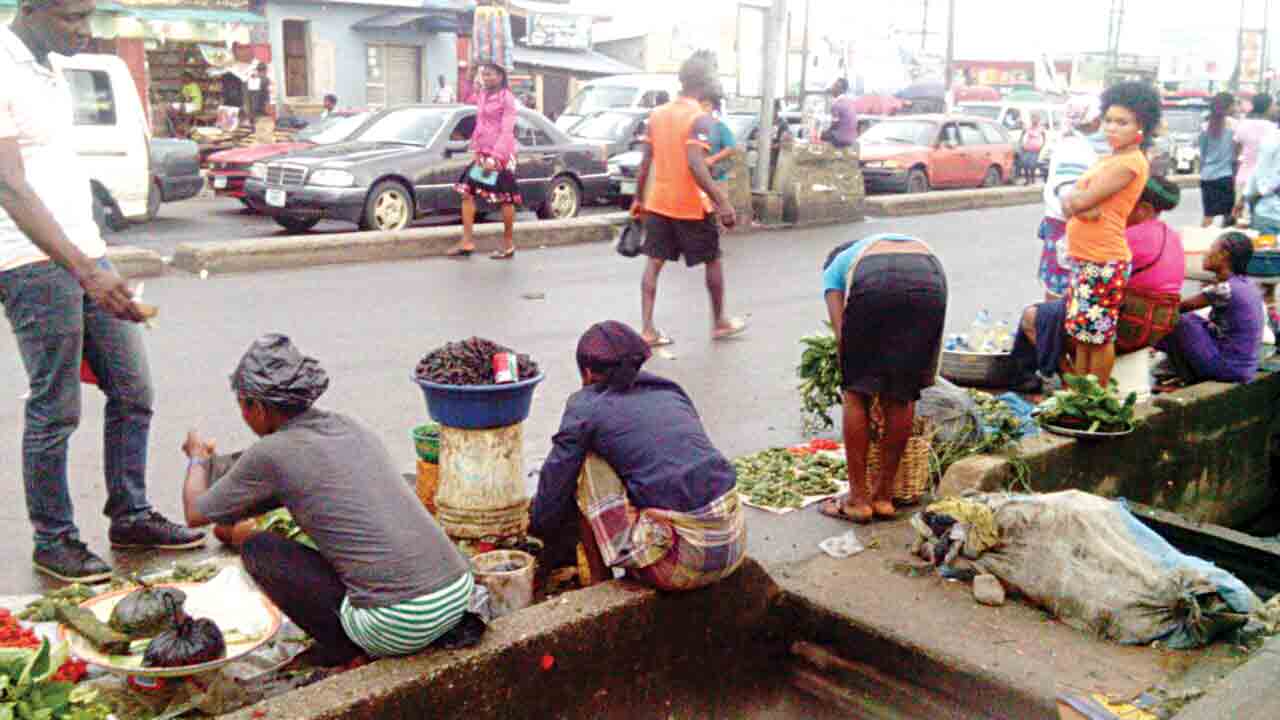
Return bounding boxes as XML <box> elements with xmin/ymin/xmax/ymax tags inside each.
<box><xmin>33</xmin><ymin>538</ymin><xmax>112</xmax><ymax>583</ymax></box>
<box><xmin>109</xmin><ymin>511</ymin><xmax>206</xmax><ymax>550</ymax></box>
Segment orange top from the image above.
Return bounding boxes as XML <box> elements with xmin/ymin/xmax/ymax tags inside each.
<box><xmin>1066</xmin><ymin>149</ymin><xmax>1149</xmax><ymax>264</ymax></box>
<box><xmin>642</xmin><ymin>97</ymin><xmax>715</xmax><ymax>220</ymax></box>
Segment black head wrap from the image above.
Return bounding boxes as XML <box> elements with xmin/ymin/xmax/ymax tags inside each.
<box><xmin>575</xmin><ymin>321</ymin><xmax>652</xmax><ymax>391</ymax></box>
<box><xmin>230</xmin><ymin>334</ymin><xmax>329</xmax><ymax>410</ymax></box>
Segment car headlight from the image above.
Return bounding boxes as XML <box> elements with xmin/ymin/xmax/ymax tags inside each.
<box><xmin>249</xmin><ymin>163</ymin><xmax>267</xmax><ymax>180</ymax></box>
<box><xmin>308</xmin><ymin>169</ymin><xmax>356</xmax><ymax>188</ymax></box>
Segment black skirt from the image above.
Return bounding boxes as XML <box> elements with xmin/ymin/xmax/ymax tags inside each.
<box><xmin>455</xmin><ymin>162</ymin><xmax>522</xmax><ymax>205</ymax></box>
<box><xmin>1200</xmin><ymin>176</ymin><xmax>1235</xmax><ymax>218</ymax></box>
<box><xmin>840</xmin><ymin>252</ymin><xmax>948</xmax><ymax>402</ymax></box>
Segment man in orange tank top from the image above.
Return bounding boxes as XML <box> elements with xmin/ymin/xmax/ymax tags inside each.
<box><xmin>630</xmin><ymin>53</ymin><xmax>746</xmax><ymax>346</ymax></box>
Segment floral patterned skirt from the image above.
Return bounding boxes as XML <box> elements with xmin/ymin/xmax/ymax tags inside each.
<box><xmin>1037</xmin><ymin>217</ymin><xmax>1071</xmax><ymax>297</ymax></box>
<box><xmin>1064</xmin><ymin>259</ymin><xmax>1132</xmax><ymax>345</ymax></box>
<box><xmin>455</xmin><ymin>157</ymin><xmax>522</xmax><ymax>206</ymax></box>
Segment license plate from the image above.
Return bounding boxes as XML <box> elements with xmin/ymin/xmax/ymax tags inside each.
<box><xmin>265</xmin><ymin>188</ymin><xmax>286</xmax><ymax>207</ymax></box>
<box><xmin>620</xmin><ymin>180</ymin><xmax>637</xmax><ymax>196</ymax></box>
<box><xmin>213</xmin><ymin>176</ymin><xmax>228</xmax><ymax>189</ymax></box>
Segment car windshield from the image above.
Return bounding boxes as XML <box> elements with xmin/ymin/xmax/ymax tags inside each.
<box><xmin>958</xmin><ymin>105</ymin><xmax>1000</xmax><ymax>120</ymax></box>
<box><xmin>1165</xmin><ymin>112</ymin><xmax>1203</xmax><ymax>135</ymax></box>
<box><xmin>354</xmin><ymin>108</ymin><xmax>449</xmax><ymax>145</ymax></box>
<box><xmin>860</xmin><ymin>120</ymin><xmax>936</xmax><ymax>146</ymax></box>
<box><xmin>570</xmin><ymin>112</ymin><xmax>637</xmax><ymax>140</ymax></box>
<box><xmin>564</xmin><ymin>85</ymin><xmax>639</xmax><ymax>117</ymax></box>
<box><xmin>299</xmin><ymin>112</ymin><xmax>374</xmax><ymax>144</ymax></box>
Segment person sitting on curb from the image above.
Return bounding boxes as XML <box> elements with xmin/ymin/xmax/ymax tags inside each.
<box><xmin>529</xmin><ymin>321</ymin><xmax>746</xmax><ymax>591</ymax></box>
<box><xmin>180</xmin><ymin>334</ymin><xmax>475</xmax><ymax>667</ymax></box>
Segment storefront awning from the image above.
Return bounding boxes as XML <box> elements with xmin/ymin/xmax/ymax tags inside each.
<box><xmin>123</xmin><ymin>6</ymin><xmax>265</xmax><ymax>25</ymax></box>
<box><xmin>512</xmin><ymin>46</ymin><xmax>639</xmax><ymax>77</ymax></box>
<box><xmin>0</xmin><ymin>0</ymin><xmax>129</xmax><ymax>11</ymax></box>
<box><xmin>353</xmin><ymin>9</ymin><xmax>459</xmax><ymax>33</ymax></box>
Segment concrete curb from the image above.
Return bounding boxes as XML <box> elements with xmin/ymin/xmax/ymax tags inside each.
<box><xmin>170</xmin><ymin>212</ymin><xmax>630</xmax><ymax>275</ymax></box>
<box><xmin>866</xmin><ymin>174</ymin><xmax>1202</xmax><ymax>217</ymax></box>
<box><xmin>1173</xmin><ymin>636</ymin><xmax>1280</xmax><ymax>719</ymax></box>
<box><xmin>105</xmin><ymin>245</ymin><xmax>165</xmax><ymax>279</ymax></box>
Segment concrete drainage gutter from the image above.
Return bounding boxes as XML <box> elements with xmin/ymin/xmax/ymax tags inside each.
<box><xmin>866</xmin><ymin>173</ymin><xmax>1202</xmax><ymax>217</ymax></box>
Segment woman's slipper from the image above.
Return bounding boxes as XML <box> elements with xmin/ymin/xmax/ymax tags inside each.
<box><xmin>872</xmin><ymin>500</ymin><xmax>897</xmax><ymax>519</ymax></box>
<box><xmin>490</xmin><ymin>248</ymin><xmax>516</xmax><ymax>260</ymax></box>
<box><xmin>446</xmin><ymin>247</ymin><xmax>474</xmax><ymax>258</ymax></box>
<box><xmin>645</xmin><ymin>333</ymin><xmax>674</xmax><ymax>348</ymax></box>
<box><xmin>713</xmin><ymin>317</ymin><xmax>748</xmax><ymax>341</ymax></box>
<box><xmin>819</xmin><ymin>497</ymin><xmax>872</xmax><ymax>524</ymax></box>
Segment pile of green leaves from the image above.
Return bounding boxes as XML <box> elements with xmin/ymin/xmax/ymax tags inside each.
<box><xmin>797</xmin><ymin>329</ymin><xmax>842</xmax><ymax>433</ymax></box>
<box><xmin>17</xmin><ymin>587</ymin><xmax>95</xmax><ymax>624</ymax></box>
<box><xmin>259</xmin><ymin>509</ymin><xmax>317</xmax><ymax>550</ymax></box>
<box><xmin>1036</xmin><ymin>374</ymin><xmax>1137</xmax><ymax>433</ymax></box>
<box><xmin>929</xmin><ymin>390</ymin><xmax>1031</xmax><ymax>493</ymax></box>
<box><xmin>0</xmin><ymin>640</ymin><xmax>111</xmax><ymax>720</ymax></box>
<box><xmin>733</xmin><ymin>448</ymin><xmax>844</xmax><ymax>509</ymax></box>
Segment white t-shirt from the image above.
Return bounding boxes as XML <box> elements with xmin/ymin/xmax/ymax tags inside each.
<box><xmin>0</xmin><ymin>27</ymin><xmax>104</xmax><ymax>270</ymax></box>
<box><xmin>1042</xmin><ymin>131</ymin><xmax>1100</xmax><ymax>222</ymax></box>
<box><xmin>434</xmin><ymin>86</ymin><xmax>455</xmax><ymax>104</ymax></box>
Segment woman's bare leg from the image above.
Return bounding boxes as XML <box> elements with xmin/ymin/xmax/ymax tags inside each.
<box><xmin>872</xmin><ymin>398</ymin><xmax>913</xmax><ymax>518</ymax></box>
<box><xmin>839</xmin><ymin>391</ymin><xmax>873</xmax><ymax>521</ymax></box>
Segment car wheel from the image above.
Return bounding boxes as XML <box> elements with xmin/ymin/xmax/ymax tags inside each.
<box><xmin>538</xmin><ymin>175</ymin><xmax>580</xmax><ymax>220</ymax></box>
<box><xmin>362</xmin><ymin>181</ymin><xmax>414</xmax><ymax>232</ymax></box>
<box><xmin>980</xmin><ymin>166</ymin><xmax>1002</xmax><ymax>188</ymax></box>
<box><xmin>238</xmin><ymin>197</ymin><xmax>255</xmax><ymax>210</ymax></box>
<box><xmin>273</xmin><ymin>215</ymin><xmax>321</xmax><ymax>234</ymax></box>
<box><xmin>906</xmin><ymin>168</ymin><xmax>929</xmax><ymax>194</ymax></box>
<box><xmin>143</xmin><ymin>180</ymin><xmax>162</xmax><ymax>222</ymax></box>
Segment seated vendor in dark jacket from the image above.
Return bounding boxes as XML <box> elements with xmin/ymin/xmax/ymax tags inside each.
<box><xmin>529</xmin><ymin>321</ymin><xmax>746</xmax><ymax>591</ymax></box>
<box><xmin>180</xmin><ymin>334</ymin><xmax>473</xmax><ymax>666</ymax></box>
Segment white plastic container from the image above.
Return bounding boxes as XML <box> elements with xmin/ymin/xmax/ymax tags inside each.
<box><xmin>1113</xmin><ymin>350</ymin><xmax>1151</xmax><ymax>403</ymax></box>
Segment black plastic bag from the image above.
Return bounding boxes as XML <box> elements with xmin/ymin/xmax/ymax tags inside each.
<box><xmin>144</xmin><ymin>596</ymin><xmax>227</xmax><ymax>668</ymax></box>
<box><xmin>110</xmin><ymin>581</ymin><xmax>187</xmax><ymax>637</ymax></box>
<box><xmin>615</xmin><ymin>219</ymin><xmax>644</xmax><ymax>258</ymax></box>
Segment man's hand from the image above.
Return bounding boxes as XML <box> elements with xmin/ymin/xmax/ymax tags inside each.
<box><xmin>629</xmin><ymin>200</ymin><xmax>646</xmax><ymax>219</ymax></box>
<box><xmin>80</xmin><ymin>265</ymin><xmax>145</xmax><ymax>322</ymax></box>
<box><xmin>717</xmin><ymin>202</ymin><xmax>737</xmax><ymax>229</ymax></box>
<box><xmin>183</xmin><ymin>430</ymin><xmax>216</xmax><ymax>460</ymax></box>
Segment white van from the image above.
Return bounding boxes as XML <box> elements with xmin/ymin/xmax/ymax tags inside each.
<box><xmin>957</xmin><ymin>100</ymin><xmax>1068</xmax><ymax>172</ymax></box>
<box><xmin>555</xmin><ymin>74</ymin><xmax>681</xmax><ymax>132</ymax></box>
<box><xmin>53</xmin><ymin>53</ymin><xmax>153</xmax><ymax>221</ymax></box>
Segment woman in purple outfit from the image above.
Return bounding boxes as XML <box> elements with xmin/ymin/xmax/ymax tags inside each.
<box><xmin>448</xmin><ymin>63</ymin><xmax>520</xmax><ymax>260</ymax></box>
<box><xmin>1158</xmin><ymin>231</ymin><xmax>1263</xmax><ymax>384</ymax></box>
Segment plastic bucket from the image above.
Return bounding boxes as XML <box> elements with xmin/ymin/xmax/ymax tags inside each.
<box><xmin>413</xmin><ymin>374</ymin><xmax>544</xmax><ymax>430</ymax></box>
<box><xmin>412</xmin><ymin>422</ymin><xmax>441</xmax><ymax>463</ymax></box>
<box><xmin>471</xmin><ymin>550</ymin><xmax>535</xmax><ymax>618</ymax></box>
<box><xmin>415</xmin><ymin>458</ymin><xmax>440</xmax><ymax>515</ymax></box>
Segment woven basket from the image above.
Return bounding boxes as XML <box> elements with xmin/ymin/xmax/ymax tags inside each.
<box><xmin>866</xmin><ymin>399</ymin><xmax>936</xmax><ymax>505</ymax></box>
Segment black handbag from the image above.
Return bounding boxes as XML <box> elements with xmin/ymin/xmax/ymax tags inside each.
<box><xmin>615</xmin><ymin>219</ymin><xmax>644</xmax><ymax>258</ymax></box>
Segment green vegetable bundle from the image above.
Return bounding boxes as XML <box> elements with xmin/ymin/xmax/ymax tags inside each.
<box><xmin>1035</xmin><ymin>374</ymin><xmax>1137</xmax><ymax>434</ymax></box>
<box><xmin>797</xmin><ymin>328</ymin><xmax>842</xmax><ymax>432</ymax></box>
<box><xmin>733</xmin><ymin>448</ymin><xmax>844</xmax><ymax>509</ymax></box>
<box><xmin>259</xmin><ymin>509</ymin><xmax>317</xmax><ymax>550</ymax></box>
<box><xmin>0</xmin><ymin>640</ymin><xmax>112</xmax><ymax>720</ymax></box>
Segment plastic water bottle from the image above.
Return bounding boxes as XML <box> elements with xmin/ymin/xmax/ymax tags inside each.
<box><xmin>971</xmin><ymin>311</ymin><xmax>993</xmax><ymax>352</ymax></box>
<box><xmin>993</xmin><ymin>320</ymin><xmax>1014</xmax><ymax>353</ymax></box>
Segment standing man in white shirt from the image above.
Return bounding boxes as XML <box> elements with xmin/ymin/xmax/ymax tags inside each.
<box><xmin>433</xmin><ymin>74</ymin><xmax>455</xmax><ymax>104</ymax></box>
<box><xmin>0</xmin><ymin>0</ymin><xmax>204</xmax><ymax>583</ymax></box>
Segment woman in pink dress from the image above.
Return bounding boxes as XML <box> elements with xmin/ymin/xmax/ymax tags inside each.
<box><xmin>448</xmin><ymin>63</ymin><xmax>521</xmax><ymax>260</ymax></box>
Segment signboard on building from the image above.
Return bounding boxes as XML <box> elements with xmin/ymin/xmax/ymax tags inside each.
<box><xmin>525</xmin><ymin>13</ymin><xmax>592</xmax><ymax>51</ymax></box>
<box><xmin>1241</xmin><ymin>29</ymin><xmax>1264</xmax><ymax>85</ymax></box>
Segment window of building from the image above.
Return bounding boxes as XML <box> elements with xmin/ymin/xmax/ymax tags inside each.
<box><xmin>65</xmin><ymin>69</ymin><xmax>116</xmax><ymax>126</ymax></box>
<box><xmin>366</xmin><ymin>45</ymin><xmax>385</xmax><ymax>107</ymax></box>
<box><xmin>283</xmin><ymin>19</ymin><xmax>309</xmax><ymax>98</ymax></box>
<box><xmin>366</xmin><ymin>43</ymin><xmax>422</xmax><ymax>108</ymax></box>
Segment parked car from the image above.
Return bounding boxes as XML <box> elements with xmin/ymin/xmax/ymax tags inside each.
<box><xmin>858</xmin><ymin>114</ymin><xmax>1015</xmax><ymax>194</ymax></box>
<box><xmin>958</xmin><ymin>100</ymin><xmax>1067</xmax><ymax>176</ymax></box>
<box><xmin>207</xmin><ymin>110</ymin><xmax>375</xmax><ymax>206</ymax></box>
<box><xmin>148</xmin><ymin>138</ymin><xmax>203</xmax><ymax>213</ymax></box>
<box><xmin>1164</xmin><ymin>109</ymin><xmax>1204</xmax><ymax>175</ymax></box>
<box><xmin>243</xmin><ymin>105</ymin><xmax>611</xmax><ymax>233</ymax></box>
<box><xmin>556</xmin><ymin>74</ymin><xmax>680</xmax><ymax>131</ymax></box>
<box><xmin>566</xmin><ymin>108</ymin><xmax>649</xmax><ymax>159</ymax></box>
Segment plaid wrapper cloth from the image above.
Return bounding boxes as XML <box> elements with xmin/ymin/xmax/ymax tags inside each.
<box><xmin>575</xmin><ymin>454</ymin><xmax>746</xmax><ymax>591</ymax></box>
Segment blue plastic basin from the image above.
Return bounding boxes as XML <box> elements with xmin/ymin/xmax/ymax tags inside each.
<box><xmin>413</xmin><ymin>374</ymin><xmax>544</xmax><ymax>430</ymax></box>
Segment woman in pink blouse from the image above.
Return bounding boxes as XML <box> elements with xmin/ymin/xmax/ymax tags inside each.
<box><xmin>449</xmin><ymin>63</ymin><xmax>521</xmax><ymax>259</ymax></box>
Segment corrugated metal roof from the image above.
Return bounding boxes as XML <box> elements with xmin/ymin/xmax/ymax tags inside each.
<box><xmin>512</xmin><ymin>45</ymin><xmax>639</xmax><ymax>77</ymax></box>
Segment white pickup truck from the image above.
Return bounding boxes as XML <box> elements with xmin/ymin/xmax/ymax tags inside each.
<box><xmin>54</xmin><ymin>53</ymin><xmax>202</xmax><ymax>231</ymax></box>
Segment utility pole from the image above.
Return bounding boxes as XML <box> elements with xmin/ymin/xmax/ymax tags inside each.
<box><xmin>798</xmin><ymin>0</ymin><xmax>812</xmax><ymax>107</ymax></box>
<box><xmin>1236</xmin><ymin>0</ymin><xmax>1247</xmax><ymax>91</ymax></box>
<box><xmin>755</xmin><ymin>0</ymin><xmax>786</xmax><ymax>194</ymax></box>
<box><xmin>1264</xmin><ymin>0</ymin><xmax>1271</xmax><ymax>92</ymax></box>
<box><xmin>944</xmin><ymin>0</ymin><xmax>955</xmax><ymax>90</ymax></box>
<box><xmin>921</xmin><ymin>0</ymin><xmax>930</xmax><ymax>50</ymax></box>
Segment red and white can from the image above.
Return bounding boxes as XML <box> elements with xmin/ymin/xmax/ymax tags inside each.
<box><xmin>493</xmin><ymin>352</ymin><xmax>519</xmax><ymax>384</ymax></box>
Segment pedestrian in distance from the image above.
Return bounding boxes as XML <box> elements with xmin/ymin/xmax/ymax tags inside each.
<box><xmin>818</xmin><ymin>234</ymin><xmax>948</xmax><ymax>524</ymax></box>
<box><xmin>1231</xmin><ymin>93</ymin><xmax>1277</xmax><ymax>224</ymax></box>
<box><xmin>823</xmin><ymin>77</ymin><xmax>858</xmax><ymax>149</ymax></box>
<box><xmin>448</xmin><ymin>62</ymin><xmax>520</xmax><ymax>260</ymax></box>
<box><xmin>1060</xmin><ymin>80</ymin><xmax>1159</xmax><ymax>388</ymax></box>
<box><xmin>1199</xmin><ymin>92</ymin><xmax>1239</xmax><ymax>228</ymax></box>
<box><xmin>433</xmin><ymin>73</ymin><xmax>455</xmax><ymax>104</ymax></box>
<box><xmin>0</xmin><ymin>0</ymin><xmax>205</xmax><ymax>583</ymax></box>
<box><xmin>1019</xmin><ymin>112</ymin><xmax>1046</xmax><ymax>185</ymax></box>
<box><xmin>1038</xmin><ymin>95</ymin><xmax>1103</xmax><ymax>301</ymax></box>
<box><xmin>702</xmin><ymin>93</ymin><xmax>736</xmax><ymax>183</ymax></box>
<box><xmin>320</xmin><ymin>93</ymin><xmax>337</xmax><ymax>119</ymax></box>
<box><xmin>630</xmin><ymin>53</ymin><xmax>747</xmax><ymax>347</ymax></box>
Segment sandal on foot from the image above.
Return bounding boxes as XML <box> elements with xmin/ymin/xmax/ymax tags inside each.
<box><xmin>713</xmin><ymin>317</ymin><xmax>748</xmax><ymax>341</ymax></box>
<box><xmin>446</xmin><ymin>247</ymin><xmax>474</xmax><ymax>258</ymax></box>
<box><xmin>644</xmin><ymin>333</ymin><xmax>674</xmax><ymax>348</ymax></box>
<box><xmin>872</xmin><ymin>501</ymin><xmax>897</xmax><ymax>519</ymax></box>
<box><xmin>819</xmin><ymin>497</ymin><xmax>872</xmax><ymax>524</ymax></box>
<box><xmin>490</xmin><ymin>248</ymin><xmax>516</xmax><ymax>260</ymax></box>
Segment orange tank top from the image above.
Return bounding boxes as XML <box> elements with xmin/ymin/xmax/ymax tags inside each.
<box><xmin>1066</xmin><ymin>148</ymin><xmax>1149</xmax><ymax>264</ymax></box>
<box><xmin>643</xmin><ymin>97</ymin><xmax>714</xmax><ymax>220</ymax></box>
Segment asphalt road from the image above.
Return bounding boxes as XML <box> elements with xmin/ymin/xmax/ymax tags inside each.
<box><xmin>110</xmin><ymin>193</ymin><xmax>621</xmax><ymax>256</ymax></box>
<box><xmin>0</xmin><ymin>193</ymin><xmax>1210</xmax><ymax>596</ymax></box>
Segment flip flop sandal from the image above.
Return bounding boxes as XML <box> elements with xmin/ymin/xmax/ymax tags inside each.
<box><xmin>645</xmin><ymin>333</ymin><xmax>675</xmax><ymax>348</ymax></box>
<box><xmin>713</xmin><ymin>317</ymin><xmax>748</xmax><ymax>341</ymax></box>
<box><xmin>872</xmin><ymin>501</ymin><xmax>897</xmax><ymax>519</ymax></box>
<box><xmin>819</xmin><ymin>496</ymin><xmax>872</xmax><ymax>524</ymax></box>
<box><xmin>490</xmin><ymin>249</ymin><xmax>516</xmax><ymax>260</ymax></box>
<box><xmin>446</xmin><ymin>247</ymin><xmax>474</xmax><ymax>258</ymax></box>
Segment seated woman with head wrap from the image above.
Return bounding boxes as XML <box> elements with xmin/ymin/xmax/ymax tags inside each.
<box><xmin>529</xmin><ymin>321</ymin><xmax>746</xmax><ymax>591</ymax></box>
<box><xmin>180</xmin><ymin>335</ymin><xmax>475</xmax><ymax>667</ymax></box>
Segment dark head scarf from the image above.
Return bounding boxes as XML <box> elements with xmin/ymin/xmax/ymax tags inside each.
<box><xmin>575</xmin><ymin>321</ymin><xmax>652</xmax><ymax>391</ymax></box>
<box><xmin>230</xmin><ymin>334</ymin><xmax>329</xmax><ymax>410</ymax></box>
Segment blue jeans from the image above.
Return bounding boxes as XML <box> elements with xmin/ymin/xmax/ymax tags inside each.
<box><xmin>0</xmin><ymin>259</ymin><xmax>153</xmax><ymax>548</ymax></box>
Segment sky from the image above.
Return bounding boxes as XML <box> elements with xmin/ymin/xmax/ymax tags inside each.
<box><xmin>581</xmin><ymin>0</ymin><xmax>1273</xmax><ymax>76</ymax></box>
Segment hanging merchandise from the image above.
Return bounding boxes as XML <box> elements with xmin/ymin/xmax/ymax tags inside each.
<box><xmin>473</xmin><ymin>1</ymin><xmax>514</xmax><ymax>70</ymax></box>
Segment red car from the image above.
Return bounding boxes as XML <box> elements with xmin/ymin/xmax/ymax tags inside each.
<box><xmin>858</xmin><ymin>114</ymin><xmax>1015</xmax><ymax>194</ymax></box>
<box><xmin>207</xmin><ymin>111</ymin><xmax>373</xmax><ymax>206</ymax></box>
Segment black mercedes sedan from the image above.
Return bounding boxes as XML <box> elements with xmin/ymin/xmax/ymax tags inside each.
<box><xmin>243</xmin><ymin>105</ymin><xmax>612</xmax><ymax>233</ymax></box>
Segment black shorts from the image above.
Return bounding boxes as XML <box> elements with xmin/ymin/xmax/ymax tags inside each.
<box><xmin>641</xmin><ymin>213</ymin><xmax>721</xmax><ymax>267</ymax></box>
<box><xmin>1200</xmin><ymin>176</ymin><xmax>1235</xmax><ymax>218</ymax></box>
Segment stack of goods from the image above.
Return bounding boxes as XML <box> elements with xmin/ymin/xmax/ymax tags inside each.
<box><xmin>415</xmin><ymin>337</ymin><xmax>539</xmax><ymax>386</ymax></box>
<box><xmin>473</xmin><ymin>1</ymin><xmax>514</xmax><ymax>70</ymax></box>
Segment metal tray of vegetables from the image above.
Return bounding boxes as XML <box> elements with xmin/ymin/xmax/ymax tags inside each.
<box><xmin>733</xmin><ymin>441</ymin><xmax>848</xmax><ymax>514</ymax></box>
